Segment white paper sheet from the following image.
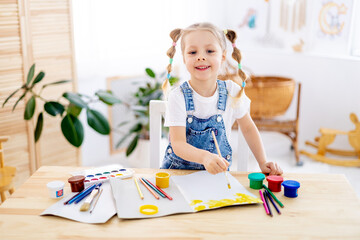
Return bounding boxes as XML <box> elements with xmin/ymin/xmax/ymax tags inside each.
<box><xmin>110</xmin><ymin>177</ymin><xmax>193</xmax><ymax>219</ymax></box>
<box><xmin>41</xmin><ymin>182</ymin><xmax>117</xmax><ymax>224</ymax></box>
<box><xmin>110</xmin><ymin>171</ymin><xmax>261</xmax><ymax>219</ymax></box>
<box><xmin>172</xmin><ymin>171</ymin><xmax>262</xmax><ymax>212</ymax></box>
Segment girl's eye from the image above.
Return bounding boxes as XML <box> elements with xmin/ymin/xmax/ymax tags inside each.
<box><xmin>189</xmin><ymin>51</ymin><xmax>196</xmax><ymax>55</ymax></box>
<box><xmin>207</xmin><ymin>50</ymin><xmax>215</xmax><ymax>53</ymax></box>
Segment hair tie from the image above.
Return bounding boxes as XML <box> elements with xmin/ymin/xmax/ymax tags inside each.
<box><xmin>169</xmin><ymin>58</ymin><xmax>173</xmax><ymax>64</ymax></box>
<box><xmin>242</xmin><ymin>81</ymin><xmax>246</xmax><ymax>88</ymax></box>
<box><xmin>232</xmin><ymin>43</ymin><xmax>236</xmax><ymax>48</ymax></box>
<box><xmin>167</xmin><ymin>73</ymin><xmax>171</xmax><ymax>79</ymax></box>
<box><xmin>238</xmin><ymin>63</ymin><xmax>242</xmax><ymax>69</ymax></box>
<box><xmin>223</xmin><ymin>29</ymin><xmax>228</xmax><ymax>35</ymax></box>
<box><xmin>172</xmin><ymin>42</ymin><xmax>177</xmax><ymax>47</ymax></box>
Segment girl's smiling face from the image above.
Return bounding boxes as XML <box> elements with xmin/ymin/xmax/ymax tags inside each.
<box><xmin>182</xmin><ymin>30</ymin><xmax>225</xmax><ymax>83</ymax></box>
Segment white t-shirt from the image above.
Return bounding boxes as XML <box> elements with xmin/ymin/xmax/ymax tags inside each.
<box><xmin>164</xmin><ymin>80</ymin><xmax>251</xmax><ymax>140</ymax></box>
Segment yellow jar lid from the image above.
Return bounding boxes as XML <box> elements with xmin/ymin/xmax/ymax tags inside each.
<box><xmin>139</xmin><ymin>205</ymin><xmax>158</xmax><ymax>215</ymax></box>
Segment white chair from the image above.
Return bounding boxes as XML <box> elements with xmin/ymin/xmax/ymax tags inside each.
<box><xmin>149</xmin><ymin>100</ymin><xmax>249</xmax><ymax>171</ymax></box>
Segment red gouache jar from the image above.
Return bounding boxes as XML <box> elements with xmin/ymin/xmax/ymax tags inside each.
<box><xmin>68</xmin><ymin>175</ymin><xmax>85</xmax><ymax>192</ymax></box>
<box><xmin>266</xmin><ymin>175</ymin><xmax>284</xmax><ymax>192</ymax></box>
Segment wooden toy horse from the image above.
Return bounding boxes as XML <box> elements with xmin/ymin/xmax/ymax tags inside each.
<box><xmin>300</xmin><ymin>113</ymin><xmax>360</xmax><ymax>166</ymax></box>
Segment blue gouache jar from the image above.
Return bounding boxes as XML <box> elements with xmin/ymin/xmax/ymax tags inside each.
<box><xmin>282</xmin><ymin>180</ymin><xmax>300</xmax><ymax>198</ymax></box>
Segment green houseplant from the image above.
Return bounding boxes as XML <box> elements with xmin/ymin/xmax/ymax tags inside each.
<box><xmin>2</xmin><ymin>64</ymin><xmax>122</xmax><ymax>147</ymax></box>
<box><xmin>115</xmin><ymin>68</ymin><xmax>178</xmax><ymax>156</ymax></box>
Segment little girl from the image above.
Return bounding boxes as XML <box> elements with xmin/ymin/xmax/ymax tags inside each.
<box><xmin>161</xmin><ymin>22</ymin><xmax>282</xmax><ymax>175</ymax></box>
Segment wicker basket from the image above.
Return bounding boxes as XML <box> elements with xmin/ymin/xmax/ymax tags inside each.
<box><xmin>245</xmin><ymin>76</ymin><xmax>295</xmax><ymax>119</ymax></box>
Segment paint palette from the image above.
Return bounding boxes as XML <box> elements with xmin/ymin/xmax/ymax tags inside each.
<box><xmin>70</xmin><ymin>165</ymin><xmax>134</xmax><ymax>186</ymax></box>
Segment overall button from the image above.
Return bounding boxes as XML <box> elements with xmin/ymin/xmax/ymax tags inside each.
<box><xmin>167</xmin><ymin>148</ymin><xmax>172</xmax><ymax>154</ymax></box>
<box><xmin>226</xmin><ymin>155</ymin><xmax>231</xmax><ymax>160</ymax></box>
<box><xmin>187</xmin><ymin>117</ymin><xmax>193</xmax><ymax>123</ymax></box>
<box><xmin>217</xmin><ymin>116</ymin><xmax>222</xmax><ymax>122</ymax></box>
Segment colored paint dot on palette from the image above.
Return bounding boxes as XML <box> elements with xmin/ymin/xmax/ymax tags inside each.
<box><xmin>99</xmin><ymin>177</ymin><xmax>107</xmax><ymax>180</ymax></box>
<box><xmin>86</xmin><ymin>175</ymin><xmax>94</xmax><ymax>178</ymax></box>
<box><xmin>119</xmin><ymin>169</ymin><xmax>126</xmax><ymax>171</ymax></box>
<box><xmin>111</xmin><ymin>170</ymin><xmax>118</xmax><ymax>173</ymax></box>
<box><xmin>95</xmin><ymin>173</ymin><xmax>102</xmax><ymax>176</ymax></box>
<box><xmin>103</xmin><ymin>172</ymin><xmax>111</xmax><ymax>175</ymax></box>
<box><xmin>116</xmin><ymin>174</ymin><xmax>123</xmax><ymax>176</ymax></box>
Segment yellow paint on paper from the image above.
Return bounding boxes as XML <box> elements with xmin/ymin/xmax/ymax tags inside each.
<box><xmin>194</xmin><ymin>205</ymin><xmax>206</xmax><ymax>211</ymax></box>
<box><xmin>234</xmin><ymin>193</ymin><xmax>262</xmax><ymax>203</ymax></box>
<box><xmin>190</xmin><ymin>200</ymin><xmax>203</xmax><ymax>206</ymax></box>
<box><xmin>190</xmin><ymin>192</ymin><xmax>262</xmax><ymax>212</ymax></box>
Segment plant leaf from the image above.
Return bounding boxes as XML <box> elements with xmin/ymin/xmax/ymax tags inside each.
<box><xmin>2</xmin><ymin>87</ymin><xmax>21</xmax><ymax>108</ymax></box>
<box><xmin>95</xmin><ymin>90</ymin><xmax>122</xmax><ymax>105</ymax></box>
<box><xmin>116</xmin><ymin>120</ymin><xmax>129</xmax><ymax>128</ymax></box>
<box><xmin>86</xmin><ymin>108</ymin><xmax>110</xmax><ymax>135</ymax></box>
<box><xmin>67</xmin><ymin>103</ymin><xmax>82</xmax><ymax>117</ymax></box>
<box><xmin>44</xmin><ymin>101</ymin><xmax>65</xmax><ymax>116</ymax></box>
<box><xmin>169</xmin><ymin>76</ymin><xmax>179</xmax><ymax>86</ymax></box>
<box><xmin>115</xmin><ymin>132</ymin><xmax>132</xmax><ymax>149</ymax></box>
<box><xmin>42</xmin><ymin>80</ymin><xmax>71</xmax><ymax>89</ymax></box>
<box><xmin>26</xmin><ymin>64</ymin><xmax>35</xmax><ymax>85</ymax></box>
<box><xmin>24</xmin><ymin>96</ymin><xmax>36</xmax><ymax>120</ymax></box>
<box><xmin>12</xmin><ymin>91</ymin><xmax>26</xmax><ymax>112</ymax></box>
<box><xmin>34</xmin><ymin>112</ymin><xmax>44</xmax><ymax>142</ymax></box>
<box><xmin>129</xmin><ymin>123</ymin><xmax>142</xmax><ymax>133</ymax></box>
<box><xmin>126</xmin><ymin>134</ymin><xmax>139</xmax><ymax>156</ymax></box>
<box><xmin>63</xmin><ymin>92</ymin><xmax>87</xmax><ymax>108</ymax></box>
<box><xmin>145</xmin><ymin>68</ymin><xmax>156</xmax><ymax>78</ymax></box>
<box><xmin>31</xmin><ymin>71</ymin><xmax>45</xmax><ymax>86</ymax></box>
<box><xmin>61</xmin><ymin>114</ymin><xmax>84</xmax><ymax>147</ymax></box>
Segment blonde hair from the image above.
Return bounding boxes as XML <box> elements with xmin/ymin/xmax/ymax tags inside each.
<box><xmin>164</xmin><ymin>22</ymin><xmax>247</xmax><ymax>99</ymax></box>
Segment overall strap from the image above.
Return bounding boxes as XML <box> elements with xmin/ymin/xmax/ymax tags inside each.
<box><xmin>180</xmin><ymin>81</ymin><xmax>195</xmax><ymax>111</ymax></box>
<box><xmin>217</xmin><ymin>80</ymin><xmax>228</xmax><ymax>111</ymax></box>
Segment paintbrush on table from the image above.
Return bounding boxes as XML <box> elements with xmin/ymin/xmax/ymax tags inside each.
<box><xmin>80</xmin><ymin>185</ymin><xmax>100</xmax><ymax>211</ymax></box>
<box><xmin>89</xmin><ymin>188</ymin><xmax>103</xmax><ymax>214</ymax></box>
<box><xmin>211</xmin><ymin>131</ymin><xmax>231</xmax><ymax>189</ymax></box>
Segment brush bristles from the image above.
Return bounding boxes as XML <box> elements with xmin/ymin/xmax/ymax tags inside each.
<box><xmin>228</xmin><ymin>184</ymin><xmax>231</xmax><ymax>189</ymax></box>
<box><xmin>80</xmin><ymin>202</ymin><xmax>90</xmax><ymax>211</ymax></box>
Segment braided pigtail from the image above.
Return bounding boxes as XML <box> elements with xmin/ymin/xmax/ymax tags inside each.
<box><xmin>163</xmin><ymin>28</ymin><xmax>182</xmax><ymax>94</ymax></box>
<box><xmin>224</xmin><ymin>29</ymin><xmax>247</xmax><ymax>99</ymax></box>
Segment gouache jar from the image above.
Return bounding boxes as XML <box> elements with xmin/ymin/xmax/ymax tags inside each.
<box><xmin>282</xmin><ymin>180</ymin><xmax>300</xmax><ymax>198</ymax></box>
<box><xmin>156</xmin><ymin>172</ymin><xmax>170</xmax><ymax>188</ymax></box>
<box><xmin>266</xmin><ymin>175</ymin><xmax>284</xmax><ymax>192</ymax></box>
<box><xmin>68</xmin><ymin>175</ymin><xmax>85</xmax><ymax>192</ymax></box>
<box><xmin>248</xmin><ymin>173</ymin><xmax>265</xmax><ymax>189</ymax></box>
<box><xmin>47</xmin><ymin>181</ymin><xmax>65</xmax><ymax>199</ymax></box>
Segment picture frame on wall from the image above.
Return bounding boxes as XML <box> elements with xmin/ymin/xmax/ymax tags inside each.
<box><xmin>107</xmin><ymin>75</ymin><xmax>144</xmax><ymax>155</ymax></box>
<box><xmin>308</xmin><ymin>0</ymin><xmax>355</xmax><ymax>55</ymax></box>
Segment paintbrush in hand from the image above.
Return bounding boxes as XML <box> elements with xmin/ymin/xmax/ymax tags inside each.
<box><xmin>211</xmin><ymin>131</ymin><xmax>231</xmax><ymax>189</ymax></box>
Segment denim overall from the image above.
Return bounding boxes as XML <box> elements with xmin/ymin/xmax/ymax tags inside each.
<box><xmin>161</xmin><ymin>80</ymin><xmax>233</xmax><ymax>170</ymax></box>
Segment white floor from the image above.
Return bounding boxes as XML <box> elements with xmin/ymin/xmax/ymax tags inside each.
<box><xmin>93</xmin><ymin>132</ymin><xmax>360</xmax><ymax>199</ymax></box>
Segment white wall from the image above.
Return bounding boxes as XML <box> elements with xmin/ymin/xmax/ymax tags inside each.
<box><xmin>72</xmin><ymin>0</ymin><xmax>360</xmax><ymax>166</ymax></box>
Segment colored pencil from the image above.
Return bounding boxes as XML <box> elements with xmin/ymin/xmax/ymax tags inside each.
<box><xmin>263</xmin><ymin>184</ymin><xmax>284</xmax><ymax>208</ymax></box>
<box><xmin>263</xmin><ymin>191</ymin><xmax>273</xmax><ymax>217</ymax></box>
<box><xmin>211</xmin><ymin>131</ymin><xmax>231</xmax><ymax>189</ymax></box>
<box><xmin>259</xmin><ymin>190</ymin><xmax>270</xmax><ymax>215</ymax></box>
<box><xmin>74</xmin><ymin>183</ymin><xmax>102</xmax><ymax>204</ymax></box>
<box><xmin>143</xmin><ymin>178</ymin><xmax>173</xmax><ymax>200</ymax></box>
<box><xmin>134</xmin><ymin>177</ymin><xmax>144</xmax><ymax>200</ymax></box>
<box><xmin>265</xmin><ymin>189</ymin><xmax>281</xmax><ymax>215</ymax></box>
<box><xmin>90</xmin><ymin>188</ymin><xmax>103</xmax><ymax>214</ymax></box>
<box><xmin>64</xmin><ymin>183</ymin><xmax>96</xmax><ymax>205</ymax></box>
<box><xmin>139</xmin><ymin>177</ymin><xmax>159</xmax><ymax>200</ymax></box>
<box><xmin>142</xmin><ymin>178</ymin><xmax>165</xmax><ymax>198</ymax></box>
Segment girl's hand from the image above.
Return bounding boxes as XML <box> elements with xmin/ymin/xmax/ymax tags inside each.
<box><xmin>259</xmin><ymin>162</ymin><xmax>283</xmax><ymax>175</ymax></box>
<box><xmin>202</xmin><ymin>152</ymin><xmax>230</xmax><ymax>175</ymax></box>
